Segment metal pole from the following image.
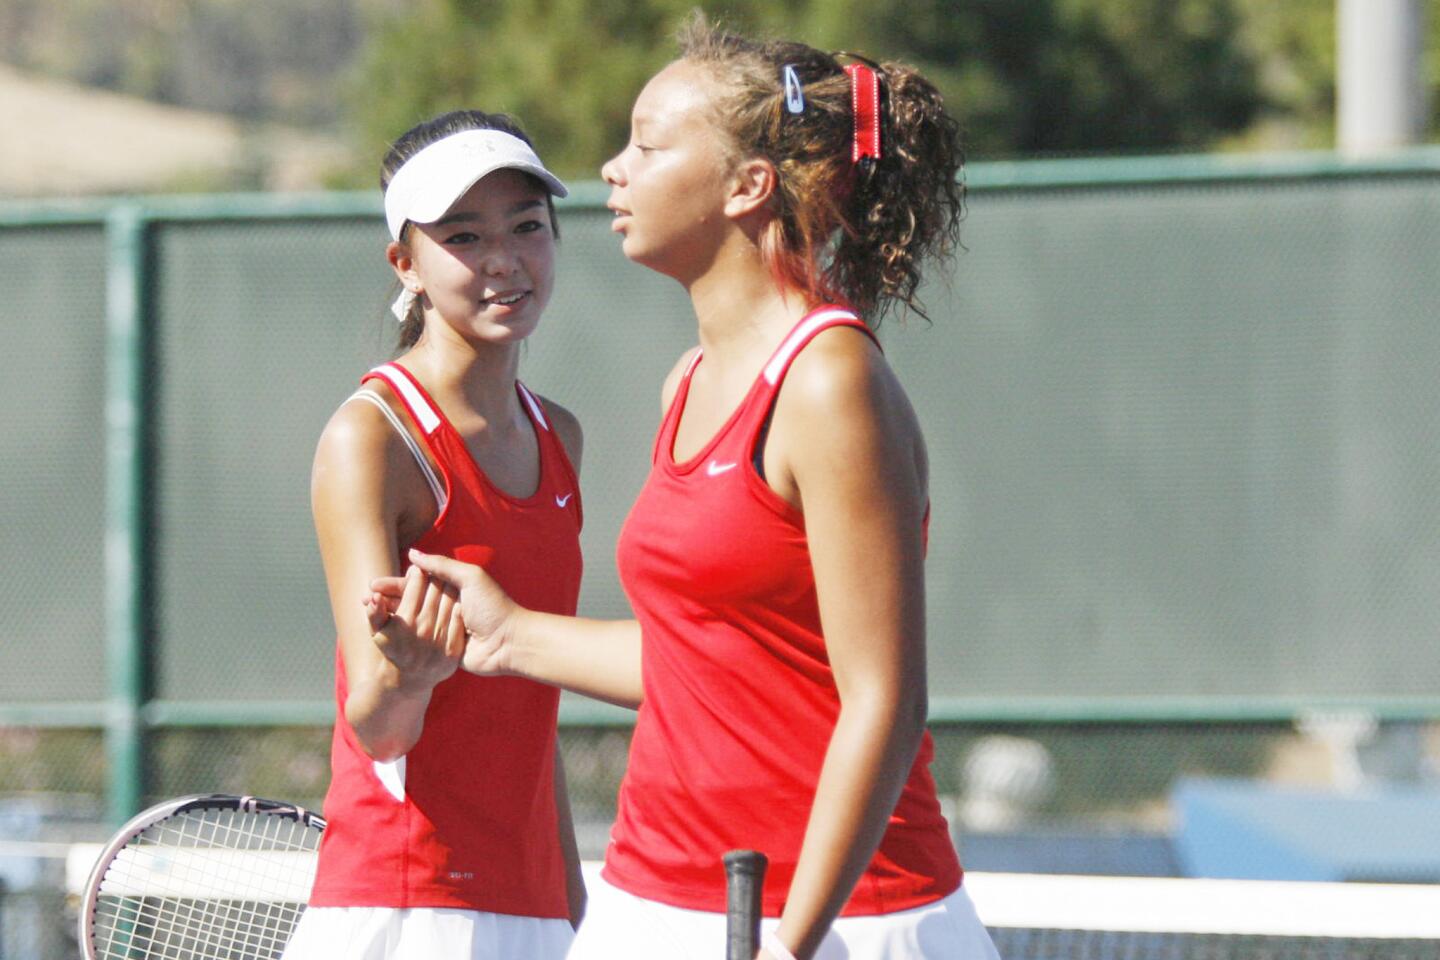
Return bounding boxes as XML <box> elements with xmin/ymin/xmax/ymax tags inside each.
<box><xmin>1337</xmin><ymin>0</ymin><xmax>1428</xmax><ymax>156</ymax></box>
<box><xmin>104</xmin><ymin>204</ymin><xmax>150</xmax><ymax>825</ymax></box>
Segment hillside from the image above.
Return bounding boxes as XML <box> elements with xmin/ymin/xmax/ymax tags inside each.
<box><xmin>0</xmin><ymin>61</ymin><xmax>349</xmax><ymax>197</ymax></box>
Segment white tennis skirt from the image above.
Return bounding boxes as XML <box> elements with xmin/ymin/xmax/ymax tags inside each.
<box><xmin>282</xmin><ymin>906</ymin><xmax>574</xmax><ymax>960</ymax></box>
<box><xmin>567</xmin><ymin>872</ymin><xmax>1000</xmax><ymax>960</ymax></box>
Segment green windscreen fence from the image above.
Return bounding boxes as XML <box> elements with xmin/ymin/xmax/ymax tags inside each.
<box><xmin>893</xmin><ymin>175</ymin><xmax>1440</xmax><ymax>700</ymax></box>
<box><xmin>150</xmin><ymin>218</ymin><xmax>385</xmax><ymax>700</ymax></box>
<box><xmin>146</xmin><ymin>207</ymin><xmax>696</xmax><ymax>701</ymax></box>
<box><xmin>2</xmin><ymin>160</ymin><xmax>1439</xmax><ymax>709</ymax></box>
<box><xmin>1</xmin><ymin>223</ymin><xmax>108</xmax><ymax>703</ymax></box>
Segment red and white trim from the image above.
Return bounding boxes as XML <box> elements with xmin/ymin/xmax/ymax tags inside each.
<box><xmin>762</xmin><ymin>307</ymin><xmax>861</xmax><ymax>384</ymax></box>
<box><xmin>367</xmin><ymin>363</ymin><xmax>441</xmax><ymax>434</ymax></box>
<box><xmin>343</xmin><ymin>390</ymin><xmax>447</xmax><ymax>512</ymax></box>
<box><xmin>516</xmin><ymin>382</ymin><xmax>550</xmax><ymax>432</ymax></box>
<box><xmin>845</xmin><ymin>63</ymin><xmax>882</xmax><ymax>163</ymax></box>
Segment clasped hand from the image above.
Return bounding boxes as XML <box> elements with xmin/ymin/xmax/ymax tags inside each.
<box><xmin>365</xmin><ymin>548</ymin><xmax>517</xmax><ymax>677</ymax></box>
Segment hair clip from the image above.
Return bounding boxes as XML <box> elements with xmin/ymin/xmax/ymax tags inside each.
<box><xmin>844</xmin><ymin>62</ymin><xmax>882</xmax><ymax>164</ymax></box>
<box><xmin>782</xmin><ymin>64</ymin><xmax>805</xmax><ymax>115</ymax></box>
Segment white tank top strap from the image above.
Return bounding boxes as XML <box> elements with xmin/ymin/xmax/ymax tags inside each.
<box><xmin>343</xmin><ymin>390</ymin><xmax>447</xmax><ymax>512</ymax></box>
<box><xmin>683</xmin><ymin>348</ymin><xmax>704</xmax><ymax>379</ymax></box>
<box><xmin>515</xmin><ymin>381</ymin><xmax>550</xmax><ymax>432</ymax></box>
<box><xmin>366</xmin><ymin>363</ymin><xmax>442</xmax><ymax>434</ymax></box>
<box><xmin>762</xmin><ymin>307</ymin><xmax>862</xmax><ymax>385</ymax></box>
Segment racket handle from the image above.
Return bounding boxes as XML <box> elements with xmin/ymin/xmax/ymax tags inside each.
<box><xmin>723</xmin><ymin>848</ymin><xmax>768</xmax><ymax>960</ymax></box>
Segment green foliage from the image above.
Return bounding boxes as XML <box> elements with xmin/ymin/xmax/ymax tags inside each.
<box><xmin>347</xmin><ymin>0</ymin><xmax>686</xmax><ymax>180</ymax></box>
<box><xmin>344</xmin><ymin>0</ymin><xmax>1279</xmax><ymax>180</ymax></box>
<box><xmin>817</xmin><ymin>0</ymin><xmax>1266</xmax><ymax>156</ymax></box>
<box><xmin>11</xmin><ymin>0</ymin><xmax>1435</xmax><ymax>188</ymax></box>
<box><xmin>1229</xmin><ymin>0</ymin><xmax>1336</xmax><ymax>148</ymax></box>
<box><xmin>343</xmin><ymin>0</ymin><xmax>847</xmax><ymax>181</ymax></box>
<box><xmin>1228</xmin><ymin>0</ymin><xmax>1440</xmax><ymax>149</ymax></box>
<box><xmin>1419</xmin><ymin>0</ymin><xmax>1440</xmax><ymax>134</ymax></box>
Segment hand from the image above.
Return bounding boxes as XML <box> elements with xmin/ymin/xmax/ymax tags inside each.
<box><xmin>363</xmin><ymin>584</ymin><xmax>400</xmax><ymax>634</ymax></box>
<box><xmin>368</xmin><ymin>565</ymin><xmax>465</xmax><ymax>691</ymax></box>
<box><xmin>394</xmin><ymin>549</ymin><xmax>522</xmax><ymax>676</ymax></box>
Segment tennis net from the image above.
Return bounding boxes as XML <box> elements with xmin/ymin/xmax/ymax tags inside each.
<box><xmin>967</xmin><ymin>872</ymin><xmax>1440</xmax><ymax>960</ymax></box>
<box><xmin>56</xmin><ymin>855</ymin><xmax>1440</xmax><ymax>960</ymax></box>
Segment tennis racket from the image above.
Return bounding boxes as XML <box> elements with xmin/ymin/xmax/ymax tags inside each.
<box><xmin>723</xmin><ymin>848</ymin><xmax>768</xmax><ymax>960</ymax></box>
<box><xmin>79</xmin><ymin>793</ymin><xmax>325</xmax><ymax>960</ymax></box>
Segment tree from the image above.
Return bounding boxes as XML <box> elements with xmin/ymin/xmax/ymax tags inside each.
<box><xmin>788</xmin><ymin>0</ymin><xmax>1265</xmax><ymax>157</ymax></box>
<box><xmin>1230</xmin><ymin>0</ymin><xmax>1337</xmax><ymax>148</ymax></box>
<box><xmin>13</xmin><ymin>0</ymin><xmax>1431</xmax><ymax>188</ymax></box>
<box><xmin>347</xmin><ymin>0</ymin><xmax>699</xmax><ymax>180</ymax></box>
<box><xmin>344</xmin><ymin>0</ymin><xmax>1276</xmax><ymax>180</ymax></box>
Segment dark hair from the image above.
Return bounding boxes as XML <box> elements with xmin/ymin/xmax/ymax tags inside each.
<box><xmin>381</xmin><ymin>110</ymin><xmax>559</xmax><ymax>349</ymax></box>
<box><xmin>677</xmin><ymin>15</ymin><xmax>964</xmax><ymax>325</ymax></box>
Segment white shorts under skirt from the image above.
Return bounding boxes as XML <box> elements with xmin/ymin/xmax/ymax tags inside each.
<box><xmin>568</xmin><ymin>873</ymin><xmax>1000</xmax><ymax>960</ymax></box>
<box><xmin>282</xmin><ymin>906</ymin><xmax>574</xmax><ymax>960</ymax></box>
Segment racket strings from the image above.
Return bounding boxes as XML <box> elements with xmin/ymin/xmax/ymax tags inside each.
<box><xmin>98</xmin><ymin>893</ymin><xmax>302</xmax><ymax>958</ymax></box>
<box><xmin>92</xmin><ymin>805</ymin><xmax>322</xmax><ymax>960</ymax></box>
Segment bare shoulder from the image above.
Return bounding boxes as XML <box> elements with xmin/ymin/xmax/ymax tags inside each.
<box><xmin>313</xmin><ymin>382</ymin><xmax>441</xmax><ymax>548</ymax></box>
<box><xmin>660</xmin><ymin>346</ymin><xmax>702</xmax><ymax>415</ymax></box>
<box><xmin>314</xmin><ymin>388</ymin><xmax>399</xmax><ymax>479</ymax></box>
<box><xmin>781</xmin><ymin>325</ymin><xmax>914</xmax><ymax>430</ymax></box>
<box><xmin>535</xmin><ymin>393</ymin><xmax>584</xmax><ymax>473</ymax></box>
<box><xmin>309</xmin><ymin>399</ymin><xmax>402</xmax><ymax>547</ymax></box>
<box><xmin>774</xmin><ymin>325</ymin><xmax>928</xmax><ymax>493</ymax></box>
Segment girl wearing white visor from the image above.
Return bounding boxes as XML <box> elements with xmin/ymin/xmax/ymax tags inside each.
<box><xmin>283</xmin><ymin>110</ymin><xmax>586</xmax><ymax>960</ymax></box>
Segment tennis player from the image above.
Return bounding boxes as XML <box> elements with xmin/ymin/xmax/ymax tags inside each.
<box><xmin>374</xmin><ymin>18</ymin><xmax>999</xmax><ymax>960</ymax></box>
<box><xmin>284</xmin><ymin>110</ymin><xmax>586</xmax><ymax>960</ymax></box>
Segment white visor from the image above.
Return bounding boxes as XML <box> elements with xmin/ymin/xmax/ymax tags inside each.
<box><xmin>383</xmin><ymin>129</ymin><xmax>568</xmax><ymax>241</ymax></box>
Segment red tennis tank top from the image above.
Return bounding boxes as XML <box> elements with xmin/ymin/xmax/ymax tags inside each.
<box><xmin>605</xmin><ymin>306</ymin><xmax>962</xmax><ymax>916</ymax></box>
<box><xmin>308</xmin><ymin>362</ymin><xmax>583</xmax><ymax>916</ymax></box>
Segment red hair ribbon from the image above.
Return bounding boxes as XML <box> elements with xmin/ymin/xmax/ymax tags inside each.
<box><xmin>845</xmin><ymin>62</ymin><xmax>881</xmax><ymax>163</ymax></box>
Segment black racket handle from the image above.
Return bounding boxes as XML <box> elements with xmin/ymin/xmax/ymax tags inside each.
<box><xmin>723</xmin><ymin>849</ymin><xmax>768</xmax><ymax>960</ymax></box>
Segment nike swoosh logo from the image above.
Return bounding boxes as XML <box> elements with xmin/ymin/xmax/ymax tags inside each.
<box><xmin>555</xmin><ymin>493</ymin><xmax>573</xmax><ymax>507</ymax></box>
<box><xmin>706</xmin><ymin>461</ymin><xmax>738</xmax><ymax>476</ymax></box>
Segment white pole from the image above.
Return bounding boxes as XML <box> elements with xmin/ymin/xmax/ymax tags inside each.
<box><xmin>1337</xmin><ymin>0</ymin><xmax>1428</xmax><ymax>156</ymax></box>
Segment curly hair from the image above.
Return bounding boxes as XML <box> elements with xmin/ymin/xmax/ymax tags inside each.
<box><xmin>677</xmin><ymin>14</ymin><xmax>964</xmax><ymax>325</ymax></box>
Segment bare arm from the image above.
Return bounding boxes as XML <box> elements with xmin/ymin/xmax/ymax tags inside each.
<box><xmin>511</xmin><ymin>609</ymin><xmax>645</xmax><ymax>706</ymax></box>
<box><xmin>313</xmin><ymin>401</ymin><xmax>463</xmax><ymax>761</ymax></box>
<box><xmin>380</xmin><ymin>551</ymin><xmax>645</xmax><ymax>708</ymax></box>
<box><xmin>763</xmin><ymin>330</ymin><xmax>932</xmax><ymax>960</ymax></box>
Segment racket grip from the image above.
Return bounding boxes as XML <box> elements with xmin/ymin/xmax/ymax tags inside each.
<box><xmin>723</xmin><ymin>848</ymin><xmax>768</xmax><ymax>960</ymax></box>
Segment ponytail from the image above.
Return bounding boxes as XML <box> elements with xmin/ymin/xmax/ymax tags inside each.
<box><xmin>831</xmin><ymin>62</ymin><xmax>965</xmax><ymax>324</ymax></box>
<box><xmin>677</xmin><ymin>14</ymin><xmax>965</xmax><ymax>326</ymax></box>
